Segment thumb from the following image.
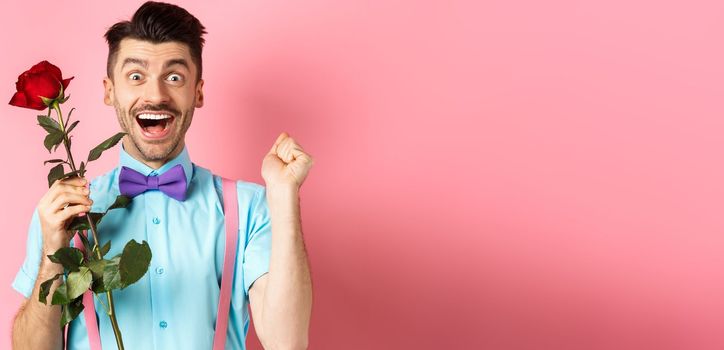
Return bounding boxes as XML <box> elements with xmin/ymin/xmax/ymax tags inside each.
<box><xmin>267</xmin><ymin>132</ymin><xmax>289</xmax><ymax>155</ymax></box>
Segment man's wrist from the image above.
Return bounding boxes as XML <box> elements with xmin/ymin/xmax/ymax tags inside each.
<box><xmin>38</xmin><ymin>253</ymin><xmax>64</xmax><ymax>278</ymax></box>
<box><xmin>266</xmin><ymin>184</ymin><xmax>299</xmax><ymax>202</ymax></box>
<box><xmin>42</xmin><ymin>240</ymin><xmax>69</xmax><ymax>256</ymax></box>
<box><xmin>266</xmin><ymin>184</ymin><xmax>301</xmax><ymax>224</ymax></box>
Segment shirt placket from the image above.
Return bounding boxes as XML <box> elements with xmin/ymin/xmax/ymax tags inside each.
<box><xmin>145</xmin><ymin>170</ymin><xmax>170</xmax><ymax>346</ymax></box>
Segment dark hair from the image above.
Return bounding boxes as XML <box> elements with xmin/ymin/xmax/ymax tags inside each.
<box><xmin>104</xmin><ymin>1</ymin><xmax>207</xmax><ymax>81</ymax></box>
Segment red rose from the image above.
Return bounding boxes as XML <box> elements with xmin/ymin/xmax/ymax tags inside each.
<box><xmin>9</xmin><ymin>60</ymin><xmax>74</xmax><ymax>110</ymax></box>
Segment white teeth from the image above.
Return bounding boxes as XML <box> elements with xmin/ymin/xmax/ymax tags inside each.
<box><xmin>137</xmin><ymin>113</ymin><xmax>172</xmax><ymax>120</ymax></box>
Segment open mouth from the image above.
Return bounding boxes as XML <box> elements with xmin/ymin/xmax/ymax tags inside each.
<box><xmin>135</xmin><ymin>112</ymin><xmax>175</xmax><ymax>139</ymax></box>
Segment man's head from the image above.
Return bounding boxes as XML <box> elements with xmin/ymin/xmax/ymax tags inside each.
<box><xmin>103</xmin><ymin>1</ymin><xmax>206</xmax><ymax>168</ymax></box>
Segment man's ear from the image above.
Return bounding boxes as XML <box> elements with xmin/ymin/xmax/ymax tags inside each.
<box><xmin>103</xmin><ymin>77</ymin><xmax>114</xmax><ymax>106</ymax></box>
<box><xmin>195</xmin><ymin>79</ymin><xmax>204</xmax><ymax>108</ymax></box>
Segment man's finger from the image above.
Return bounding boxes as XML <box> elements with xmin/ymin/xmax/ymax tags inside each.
<box><xmin>51</xmin><ymin>193</ymin><xmax>93</xmax><ymax>213</ymax></box>
<box><xmin>57</xmin><ymin>204</ymin><xmax>92</xmax><ymax>223</ymax></box>
<box><xmin>60</xmin><ymin>176</ymin><xmax>87</xmax><ymax>187</ymax></box>
<box><xmin>48</xmin><ymin>181</ymin><xmax>89</xmax><ymax>205</ymax></box>
<box><xmin>290</xmin><ymin>146</ymin><xmax>308</xmax><ymax>161</ymax></box>
<box><xmin>268</xmin><ymin>132</ymin><xmax>289</xmax><ymax>154</ymax></box>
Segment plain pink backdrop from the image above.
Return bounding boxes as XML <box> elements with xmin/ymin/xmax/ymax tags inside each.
<box><xmin>2</xmin><ymin>1</ymin><xmax>724</xmax><ymax>349</ymax></box>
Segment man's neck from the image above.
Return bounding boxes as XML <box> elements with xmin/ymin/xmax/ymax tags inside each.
<box><xmin>121</xmin><ymin>139</ymin><xmax>184</xmax><ymax>170</ymax></box>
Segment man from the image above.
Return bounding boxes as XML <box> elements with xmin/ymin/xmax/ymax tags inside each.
<box><xmin>11</xmin><ymin>1</ymin><xmax>313</xmax><ymax>349</ymax></box>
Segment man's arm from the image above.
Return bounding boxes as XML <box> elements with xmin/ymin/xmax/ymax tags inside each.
<box><xmin>12</xmin><ymin>176</ymin><xmax>93</xmax><ymax>350</ymax></box>
<box><xmin>13</xmin><ymin>253</ymin><xmax>67</xmax><ymax>350</ymax></box>
<box><xmin>249</xmin><ymin>185</ymin><xmax>312</xmax><ymax>350</ymax></box>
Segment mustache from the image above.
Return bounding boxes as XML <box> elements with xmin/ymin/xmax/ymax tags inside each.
<box><xmin>130</xmin><ymin>104</ymin><xmax>180</xmax><ymax>117</ymax></box>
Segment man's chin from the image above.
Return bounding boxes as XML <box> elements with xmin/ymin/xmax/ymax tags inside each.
<box><xmin>129</xmin><ymin>136</ymin><xmax>179</xmax><ymax>162</ymax></box>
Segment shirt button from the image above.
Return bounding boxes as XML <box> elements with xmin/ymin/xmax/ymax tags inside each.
<box><xmin>159</xmin><ymin>321</ymin><xmax>167</xmax><ymax>329</ymax></box>
<box><xmin>152</xmin><ymin>217</ymin><xmax>161</xmax><ymax>225</ymax></box>
<box><xmin>156</xmin><ymin>267</ymin><xmax>165</xmax><ymax>275</ymax></box>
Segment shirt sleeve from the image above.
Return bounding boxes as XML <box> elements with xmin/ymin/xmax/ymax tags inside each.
<box><xmin>240</xmin><ymin>184</ymin><xmax>272</xmax><ymax>297</ymax></box>
<box><xmin>12</xmin><ymin>207</ymin><xmax>43</xmax><ymax>298</ymax></box>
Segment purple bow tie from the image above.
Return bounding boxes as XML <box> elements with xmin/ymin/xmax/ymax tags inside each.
<box><xmin>119</xmin><ymin>164</ymin><xmax>188</xmax><ymax>201</ymax></box>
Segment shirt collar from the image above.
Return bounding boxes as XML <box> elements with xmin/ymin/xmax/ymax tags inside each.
<box><xmin>118</xmin><ymin>142</ymin><xmax>193</xmax><ymax>185</ymax></box>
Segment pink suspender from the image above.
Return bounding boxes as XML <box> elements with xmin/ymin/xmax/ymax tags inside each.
<box><xmin>70</xmin><ymin>177</ymin><xmax>238</xmax><ymax>350</ymax></box>
<box><xmin>72</xmin><ymin>230</ymin><xmax>102</xmax><ymax>350</ymax></box>
<box><xmin>214</xmin><ymin>177</ymin><xmax>239</xmax><ymax>349</ymax></box>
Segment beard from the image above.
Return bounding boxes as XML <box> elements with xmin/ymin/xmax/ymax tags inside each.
<box><xmin>113</xmin><ymin>101</ymin><xmax>194</xmax><ymax>163</ymax></box>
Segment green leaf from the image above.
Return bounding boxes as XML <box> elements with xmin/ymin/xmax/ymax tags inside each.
<box><xmin>87</xmin><ymin>258</ymin><xmax>109</xmax><ymax>293</ymax></box>
<box><xmin>89</xmin><ymin>212</ymin><xmax>104</xmax><ymax>225</ymax></box>
<box><xmin>44</xmin><ymin>159</ymin><xmax>65</xmax><ymax>165</ymax></box>
<box><xmin>79</xmin><ymin>161</ymin><xmax>86</xmax><ymax>177</ymax></box>
<box><xmin>100</xmin><ymin>241</ymin><xmax>111</xmax><ymax>257</ymax></box>
<box><xmin>47</xmin><ymin>163</ymin><xmax>65</xmax><ymax>188</ymax></box>
<box><xmin>47</xmin><ymin>247</ymin><xmax>84</xmax><ymax>272</ymax></box>
<box><xmin>43</xmin><ymin>131</ymin><xmax>64</xmax><ymax>153</ymax></box>
<box><xmin>87</xmin><ymin>132</ymin><xmax>126</xmax><ymax>162</ymax></box>
<box><xmin>86</xmin><ymin>258</ymin><xmax>108</xmax><ymax>278</ymax></box>
<box><xmin>51</xmin><ymin>281</ymin><xmax>71</xmax><ymax>305</ymax></box>
<box><xmin>39</xmin><ymin>273</ymin><xmax>63</xmax><ymax>305</ymax></box>
<box><xmin>67</xmin><ymin>212</ymin><xmax>104</xmax><ymax>231</ymax></box>
<box><xmin>119</xmin><ymin>240</ymin><xmax>152</xmax><ymax>287</ymax></box>
<box><xmin>108</xmin><ymin>195</ymin><xmax>132</xmax><ymax>211</ymax></box>
<box><xmin>102</xmin><ymin>256</ymin><xmax>122</xmax><ymax>291</ymax></box>
<box><xmin>68</xmin><ymin>216</ymin><xmax>90</xmax><ymax>231</ymax></box>
<box><xmin>66</xmin><ymin>120</ymin><xmax>79</xmax><ymax>135</ymax></box>
<box><xmin>37</xmin><ymin>115</ymin><xmax>61</xmax><ymax>134</ymax></box>
<box><xmin>91</xmin><ymin>277</ymin><xmax>106</xmax><ymax>293</ymax></box>
<box><xmin>65</xmin><ymin>107</ymin><xmax>75</xmax><ymax>127</ymax></box>
<box><xmin>66</xmin><ymin>266</ymin><xmax>92</xmax><ymax>300</ymax></box>
<box><xmin>60</xmin><ymin>297</ymin><xmax>84</xmax><ymax>327</ymax></box>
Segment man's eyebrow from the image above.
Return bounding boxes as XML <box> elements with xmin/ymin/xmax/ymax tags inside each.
<box><xmin>121</xmin><ymin>57</ymin><xmax>148</xmax><ymax>70</ymax></box>
<box><xmin>164</xmin><ymin>58</ymin><xmax>189</xmax><ymax>70</ymax></box>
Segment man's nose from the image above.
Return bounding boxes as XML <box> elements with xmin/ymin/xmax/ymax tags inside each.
<box><xmin>142</xmin><ymin>78</ymin><xmax>169</xmax><ymax>104</ymax></box>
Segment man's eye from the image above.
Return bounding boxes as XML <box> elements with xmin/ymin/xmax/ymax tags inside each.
<box><xmin>129</xmin><ymin>73</ymin><xmax>143</xmax><ymax>81</ymax></box>
<box><xmin>167</xmin><ymin>74</ymin><xmax>182</xmax><ymax>82</ymax></box>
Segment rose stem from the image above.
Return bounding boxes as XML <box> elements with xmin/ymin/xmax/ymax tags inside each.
<box><xmin>53</xmin><ymin>103</ymin><xmax>125</xmax><ymax>350</ymax></box>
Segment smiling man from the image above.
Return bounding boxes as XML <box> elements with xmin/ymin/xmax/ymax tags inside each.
<box><xmin>11</xmin><ymin>2</ymin><xmax>313</xmax><ymax>350</ymax></box>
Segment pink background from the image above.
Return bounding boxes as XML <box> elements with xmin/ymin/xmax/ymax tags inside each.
<box><xmin>1</xmin><ymin>1</ymin><xmax>723</xmax><ymax>349</ymax></box>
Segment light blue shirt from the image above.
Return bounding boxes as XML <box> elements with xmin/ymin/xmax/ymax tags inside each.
<box><xmin>12</xmin><ymin>143</ymin><xmax>272</xmax><ymax>349</ymax></box>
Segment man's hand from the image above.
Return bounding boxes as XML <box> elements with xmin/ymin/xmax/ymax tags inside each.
<box><xmin>12</xmin><ymin>176</ymin><xmax>93</xmax><ymax>350</ymax></box>
<box><xmin>253</xmin><ymin>132</ymin><xmax>314</xmax><ymax>349</ymax></box>
<box><xmin>262</xmin><ymin>132</ymin><xmax>314</xmax><ymax>190</ymax></box>
<box><xmin>37</xmin><ymin>176</ymin><xmax>93</xmax><ymax>253</ymax></box>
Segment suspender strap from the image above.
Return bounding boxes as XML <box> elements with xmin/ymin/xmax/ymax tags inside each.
<box><xmin>72</xmin><ymin>230</ymin><xmax>102</xmax><ymax>350</ymax></box>
<box><xmin>70</xmin><ymin>177</ymin><xmax>239</xmax><ymax>350</ymax></box>
<box><xmin>214</xmin><ymin>177</ymin><xmax>239</xmax><ymax>349</ymax></box>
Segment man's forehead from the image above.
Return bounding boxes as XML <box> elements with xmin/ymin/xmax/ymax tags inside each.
<box><xmin>116</xmin><ymin>38</ymin><xmax>194</xmax><ymax>68</ymax></box>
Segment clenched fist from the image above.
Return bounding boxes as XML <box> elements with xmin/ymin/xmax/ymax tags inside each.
<box><xmin>37</xmin><ymin>177</ymin><xmax>93</xmax><ymax>253</ymax></box>
<box><xmin>262</xmin><ymin>132</ymin><xmax>314</xmax><ymax>190</ymax></box>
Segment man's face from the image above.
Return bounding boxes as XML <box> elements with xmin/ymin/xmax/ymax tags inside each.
<box><xmin>103</xmin><ymin>38</ymin><xmax>204</xmax><ymax>166</ymax></box>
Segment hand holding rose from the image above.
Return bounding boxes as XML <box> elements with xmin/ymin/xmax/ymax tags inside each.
<box><xmin>8</xmin><ymin>61</ymin><xmax>145</xmax><ymax>346</ymax></box>
<box><xmin>38</xmin><ymin>177</ymin><xmax>93</xmax><ymax>253</ymax></box>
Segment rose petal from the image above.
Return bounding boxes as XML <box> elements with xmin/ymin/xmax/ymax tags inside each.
<box><xmin>9</xmin><ymin>91</ymin><xmax>28</xmax><ymax>107</ymax></box>
<box><xmin>15</xmin><ymin>72</ymin><xmax>28</xmax><ymax>91</ymax></box>
<box><xmin>61</xmin><ymin>77</ymin><xmax>74</xmax><ymax>90</ymax></box>
<box><xmin>9</xmin><ymin>91</ymin><xmax>44</xmax><ymax>110</ymax></box>
<box><xmin>24</xmin><ymin>73</ymin><xmax>60</xmax><ymax>107</ymax></box>
<box><xmin>29</xmin><ymin>61</ymin><xmax>64</xmax><ymax>82</ymax></box>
